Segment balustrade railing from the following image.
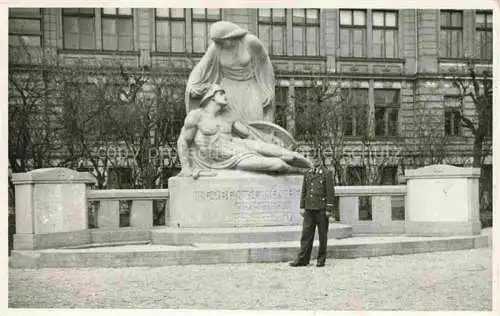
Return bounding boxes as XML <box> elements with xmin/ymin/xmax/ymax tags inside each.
<box><xmin>87</xmin><ymin>185</ymin><xmax>406</xmax><ymax>235</ymax></box>
<box><xmin>87</xmin><ymin>189</ymin><xmax>170</xmax><ymax>229</ymax></box>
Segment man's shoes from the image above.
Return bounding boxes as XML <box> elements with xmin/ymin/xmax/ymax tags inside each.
<box><xmin>316</xmin><ymin>261</ymin><xmax>325</xmax><ymax>267</ymax></box>
<box><xmin>289</xmin><ymin>261</ymin><xmax>307</xmax><ymax>267</ymax></box>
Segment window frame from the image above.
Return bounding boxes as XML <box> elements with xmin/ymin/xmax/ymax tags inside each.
<box><xmin>274</xmin><ymin>86</ymin><xmax>289</xmax><ymax>129</ymax></box>
<box><xmin>379</xmin><ymin>165</ymin><xmax>398</xmax><ymax>185</ymax></box>
<box><xmin>339</xmin><ymin>9</ymin><xmax>367</xmax><ymax>57</ymax></box>
<box><xmin>475</xmin><ymin>10</ymin><xmax>493</xmax><ymax>60</ymax></box>
<box><xmin>155</xmin><ymin>8</ymin><xmax>187</xmax><ymax>53</ymax></box>
<box><xmin>443</xmin><ymin>95</ymin><xmax>462</xmax><ymax>137</ymax></box>
<box><xmin>62</xmin><ymin>8</ymin><xmax>96</xmax><ymax>50</ymax></box>
<box><xmin>440</xmin><ymin>10</ymin><xmax>464</xmax><ymax>59</ymax></box>
<box><xmin>291</xmin><ymin>8</ymin><xmax>320</xmax><ymax>56</ymax></box>
<box><xmin>258</xmin><ymin>8</ymin><xmax>287</xmax><ymax>56</ymax></box>
<box><xmin>191</xmin><ymin>8</ymin><xmax>221</xmax><ymax>53</ymax></box>
<box><xmin>293</xmin><ymin>86</ymin><xmax>312</xmax><ymax>138</ymax></box>
<box><xmin>342</xmin><ymin>88</ymin><xmax>369</xmax><ymax>137</ymax></box>
<box><xmin>106</xmin><ymin>166</ymin><xmax>133</xmax><ymax>189</ymax></box>
<box><xmin>9</xmin><ymin>8</ymin><xmax>43</xmax><ymax>47</ymax></box>
<box><xmin>374</xmin><ymin>89</ymin><xmax>400</xmax><ymax>137</ymax></box>
<box><xmin>101</xmin><ymin>8</ymin><xmax>134</xmax><ymax>52</ymax></box>
<box><xmin>371</xmin><ymin>10</ymin><xmax>399</xmax><ymax>59</ymax></box>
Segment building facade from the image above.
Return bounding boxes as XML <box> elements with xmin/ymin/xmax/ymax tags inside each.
<box><xmin>8</xmin><ymin>8</ymin><xmax>493</xmax><ymax>187</ymax></box>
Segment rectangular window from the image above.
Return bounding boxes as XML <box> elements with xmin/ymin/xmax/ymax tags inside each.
<box><xmin>475</xmin><ymin>11</ymin><xmax>493</xmax><ymax>60</ymax></box>
<box><xmin>340</xmin><ymin>9</ymin><xmax>367</xmax><ymax>57</ymax></box>
<box><xmin>347</xmin><ymin>166</ymin><xmax>366</xmax><ymax>185</ymax></box>
<box><xmin>167</xmin><ymin>86</ymin><xmax>187</xmax><ymax>136</ymax></box>
<box><xmin>374</xmin><ymin>89</ymin><xmax>400</xmax><ymax>136</ymax></box>
<box><xmin>292</xmin><ymin>9</ymin><xmax>320</xmax><ymax>56</ymax></box>
<box><xmin>192</xmin><ymin>9</ymin><xmax>221</xmax><ymax>53</ymax></box>
<box><xmin>443</xmin><ymin>95</ymin><xmax>461</xmax><ymax>136</ymax></box>
<box><xmin>444</xmin><ymin>109</ymin><xmax>461</xmax><ymax>136</ymax></box>
<box><xmin>275</xmin><ymin>87</ymin><xmax>288</xmax><ymax>129</ymax></box>
<box><xmin>294</xmin><ymin>87</ymin><xmax>311</xmax><ymax>138</ymax></box>
<box><xmin>101</xmin><ymin>8</ymin><xmax>133</xmax><ymax>51</ymax></box>
<box><xmin>9</xmin><ymin>8</ymin><xmax>42</xmax><ymax>47</ymax></box>
<box><xmin>372</xmin><ymin>11</ymin><xmax>398</xmax><ymax>58</ymax></box>
<box><xmin>62</xmin><ymin>8</ymin><xmax>96</xmax><ymax>50</ymax></box>
<box><xmin>440</xmin><ymin>10</ymin><xmax>463</xmax><ymax>58</ymax></box>
<box><xmin>107</xmin><ymin>167</ymin><xmax>133</xmax><ymax>189</ymax></box>
<box><xmin>155</xmin><ymin>8</ymin><xmax>186</xmax><ymax>53</ymax></box>
<box><xmin>258</xmin><ymin>9</ymin><xmax>286</xmax><ymax>56</ymax></box>
<box><xmin>342</xmin><ymin>88</ymin><xmax>368</xmax><ymax>136</ymax></box>
<box><xmin>379</xmin><ymin>165</ymin><xmax>397</xmax><ymax>185</ymax></box>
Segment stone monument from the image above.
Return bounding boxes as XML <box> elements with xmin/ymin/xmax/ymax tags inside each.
<box><xmin>405</xmin><ymin>164</ymin><xmax>482</xmax><ymax>236</ymax></box>
<box><xmin>11</xmin><ymin>168</ymin><xmax>96</xmax><ymax>249</ymax></box>
<box><xmin>168</xmin><ymin>21</ymin><xmax>313</xmax><ymax>228</ymax></box>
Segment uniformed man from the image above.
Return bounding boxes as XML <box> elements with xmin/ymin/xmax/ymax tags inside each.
<box><xmin>289</xmin><ymin>156</ymin><xmax>335</xmax><ymax>267</ymax></box>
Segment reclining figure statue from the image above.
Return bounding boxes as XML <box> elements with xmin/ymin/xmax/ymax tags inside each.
<box><xmin>177</xmin><ymin>84</ymin><xmax>312</xmax><ymax>179</ymax></box>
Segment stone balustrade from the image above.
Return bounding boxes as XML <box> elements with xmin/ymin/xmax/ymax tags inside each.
<box><xmin>87</xmin><ymin>183</ymin><xmax>406</xmax><ymax>234</ymax></box>
<box><xmin>336</xmin><ymin>185</ymin><xmax>407</xmax><ymax>234</ymax></box>
<box><xmin>10</xmin><ymin>164</ymin><xmax>481</xmax><ymax>250</ymax></box>
<box><xmin>87</xmin><ymin>189</ymin><xmax>169</xmax><ymax>229</ymax></box>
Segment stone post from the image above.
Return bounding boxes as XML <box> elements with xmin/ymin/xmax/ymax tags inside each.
<box><xmin>404</xmin><ymin>164</ymin><xmax>481</xmax><ymax>236</ymax></box>
<box><xmin>11</xmin><ymin>168</ymin><xmax>96</xmax><ymax>250</ymax></box>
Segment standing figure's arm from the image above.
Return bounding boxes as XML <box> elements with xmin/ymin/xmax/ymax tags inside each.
<box><xmin>325</xmin><ymin>169</ymin><xmax>336</xmax><ymax>217</ymax></box>
<box><xmin>246</xmin><ymin>34</ymin><xmax>275</xmax><ymax>114</ymax></box>
<box><xmin>177</xmin><ymin>110</ymin><xmax>201</xmax><ymax>177</ymax></box>
<box><xmin>185</xmin><ymin>43</ymin><xmax>220</xmax><ymax>113</ymax></box>
<box><xmin>300</xmin><ymin>172</ymin><xmax>308</xmax><ymax>210</ymax></box>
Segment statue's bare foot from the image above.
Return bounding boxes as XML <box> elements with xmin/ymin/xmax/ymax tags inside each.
<box><xmin>178</xmin><ymin>168</ymin><xmax>193</xmax><ymax>177</ymax></box>
<box><xmin>281</xmin><ymin>154</ymin><xmax>295</xmax><ymax>162</ymax></box>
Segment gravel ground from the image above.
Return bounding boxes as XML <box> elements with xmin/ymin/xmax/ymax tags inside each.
<box><xmin>9</xmin><ymin>248</ymin><xmax>491</xmax><ymax>310</ymax></box>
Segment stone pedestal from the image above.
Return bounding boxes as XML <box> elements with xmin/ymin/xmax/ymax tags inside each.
<box><xmin>11</xmin><ymin>168</ymin><xmax>96</xmax><ymax>249</ymax></box>
<box><xmin>168</xmin><ymin>170</ymin><xmax>304</xmax><ymax>228</ymax></box>
<box><xmin>405</xmin><ymin>164</ymin><xmax>481</xmax><ymax>236</ymax></box>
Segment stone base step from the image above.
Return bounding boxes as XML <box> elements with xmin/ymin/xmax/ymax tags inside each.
<box><xmin>10</xmin><ymin>233</ymin><xmax>489</xmax><ymax>269</ymax></box>
<box><xmin>151</xmin><ymin>223</ymin><xmax>352</xmax><ymax>245</ymax></box>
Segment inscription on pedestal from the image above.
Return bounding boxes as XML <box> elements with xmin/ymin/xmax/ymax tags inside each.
<box><xmin>193</xmin><ymin>187</ymin><xmax>300</xmax><ymax>202</ymax></box>
<box><xmin>192</xmin><ymin>186</ymin><xmax>302</xmax><ymax>226</ymax></box>
<box><xmin>169</xmin><ymin>174</ymin><xmax>305</xmax><ymax>227</ymax></box>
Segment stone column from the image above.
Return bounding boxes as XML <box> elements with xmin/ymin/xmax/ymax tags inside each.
<box><xmin>11</xmin><ymin>168</ymin><xmax>96</xmax><ymax>250</ymax></box>
<box><xmin>404</xmin><ymin>164</ymin><xmax>481</xmax><ymax>236</ymax></box>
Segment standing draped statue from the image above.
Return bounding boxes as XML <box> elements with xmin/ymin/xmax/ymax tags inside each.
<box><xmin>178</xmin><ymin>21</ymin><xmax>311</xmax><ymax>177</ymax></box>
<box><xmin>185</xmin><ymin>20</ymin><xmax>275</xmax><ymax>123</ymax></box>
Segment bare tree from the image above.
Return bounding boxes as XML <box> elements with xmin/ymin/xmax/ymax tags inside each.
<box><xmin>401</xmin><ymin>101</ymin><xmax>448</xmax><ymax>170</ymax></box>
<box><xmin>450</xmin><ymin>60</ymin><xmax>492</xmax><ymax>167</ymax></box>
<box><xmin>99</xmin><ymin>61</ymin><xmax>187</xmax><ymax>189</ymax></box>
<box><xmin>450</xmin><ymin>60</ymin><xmax>493</xmax><ymax>227</ymax></box>
<box><xmin>56</xmin><ymin>60</ymin><xmax>121</xmax><ymax>188</ymax></box>
<box><xmin>293</xmin><ymin>78</ymin><xmax>348</xmax><ymax>185</ymax></box>
<box><xmin>8</xmin><ymin>43</ymin><xmax>64</xmax><ymax>205</ymax></box>
<box><xmin>9</xmin><ymin>41</ymin><xmax>190</xmax><ymax>190</ymax></box>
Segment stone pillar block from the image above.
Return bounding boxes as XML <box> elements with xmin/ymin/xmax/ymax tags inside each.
<box><xmin>11</xmin><ymin>168</ymin><xmax>95</xmax><ymax>249</ymax></box>
<box><xmin>130</xmin><ymin>200</ymin><xmax>153</xmax><ymax>228</ymax></box>
<box><xmin>339</xmin><ymin>196</ymin><xmax>358</xmax><ymax>223</ymax></box>
<box><xmin>372</xmin><ymin>196</ymin><xmax>392</xmax><ymax>224</ymax></box>
<box><xmin>405</xmin><ymin>164</ymin><xmax>481</xmax><ymax>236</ymax></box>
<box><xmin>97</xmin><ymin>200</ymin><xmax>120</xmax><ymax>229</ymax></box>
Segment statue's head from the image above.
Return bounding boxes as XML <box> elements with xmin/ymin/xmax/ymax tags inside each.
<box><xmin>210</xmin><ymin>21</ymin><xmax>248</xmax><ymax>49</ymax></box>
<box><xmin>200</xmin><ymin>84</ymin><xmax>227</xmax><ymax>108</ymax></box>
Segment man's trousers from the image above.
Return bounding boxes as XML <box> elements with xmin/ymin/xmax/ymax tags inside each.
<box><xmin>295</xmin><ymin>209</ymin><xmax>329</xmax><ymax>264</ymax></box>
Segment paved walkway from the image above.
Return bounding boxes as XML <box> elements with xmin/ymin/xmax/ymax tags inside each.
<box><xmin>9</xmin><ymin>248</ymin><xmax>491</xmax><ymax>310</ymax></box>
